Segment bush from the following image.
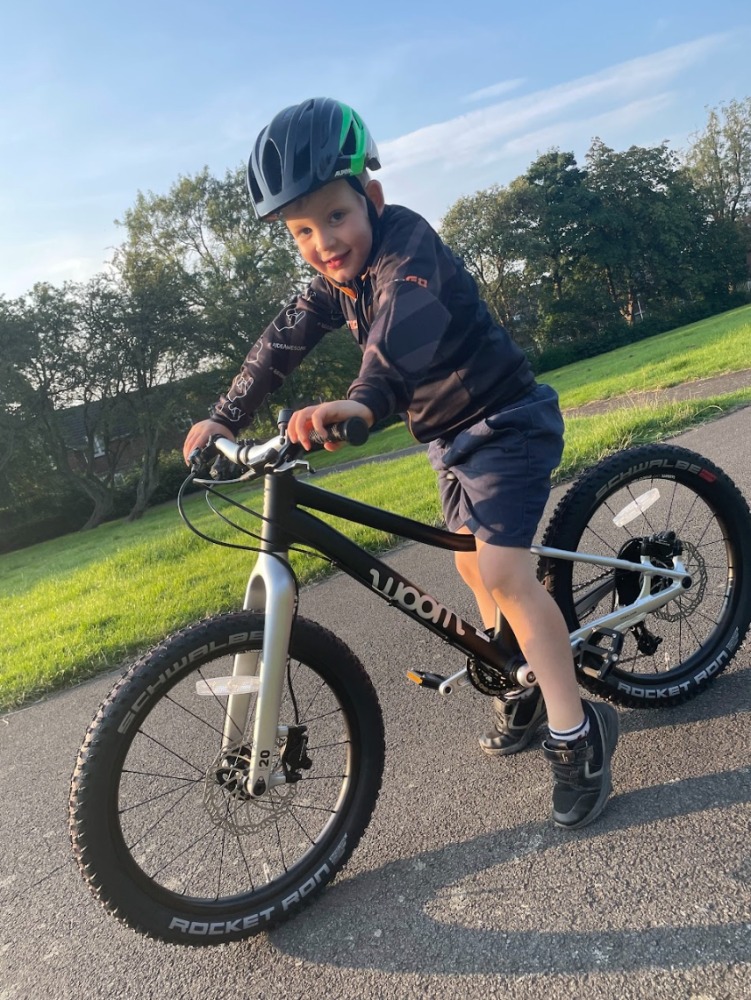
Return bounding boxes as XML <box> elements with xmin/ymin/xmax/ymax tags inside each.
<box><xmin>0</xmin><ymin>487</ymin><xmax>92</xmax><ymax>553</ymax></box>
<box><xmin>149</xmin><ymin>450</ymin><xmax>199</xmax><ymax>506</ymax></box>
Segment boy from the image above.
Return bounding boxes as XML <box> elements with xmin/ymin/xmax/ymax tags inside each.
<box><xmin>183</xmin><ymin>97</ymin><xmax>618</xmax><ymax>829</ymax></box>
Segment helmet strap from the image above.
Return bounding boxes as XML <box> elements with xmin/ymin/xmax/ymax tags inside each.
<box><xmin>345</xmin><ymin>175</ymin><xmax>381</xmax><ymax>238</ymax></box>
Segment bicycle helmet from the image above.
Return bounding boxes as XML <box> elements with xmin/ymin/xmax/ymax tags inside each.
<box><xmin>247</xmin><ymin>98</ymin><xmax>381</xmax><ymax>219</ymax></box>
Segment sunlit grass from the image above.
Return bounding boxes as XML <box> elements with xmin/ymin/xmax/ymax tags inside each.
<box><xmin>547</xmin><ymin>304</ymin><xmax>751</xmax><ymax>408</ymax></box>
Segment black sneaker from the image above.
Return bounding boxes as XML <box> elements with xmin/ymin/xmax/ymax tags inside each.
<box><xmin>478</xmin><ymin>687</ymin><xmax>547</xmax><ymax>756</ymax></box>
<box><xmin>542</xmin><ymin>700</ymin><xmax>619</xmax><ymax>830</ymax></box>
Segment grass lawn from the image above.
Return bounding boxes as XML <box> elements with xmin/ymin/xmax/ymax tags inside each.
<box><xmin>1</xmin><ymin>304</ymin><xmax>750</xmax><ymax>712</ymax></box>
<box><xmin>547</xmin><ymin>304</ymin><xmax>751</xmax><ymax>408</ymax></box>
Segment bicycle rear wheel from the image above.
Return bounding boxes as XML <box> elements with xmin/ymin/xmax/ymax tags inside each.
<box><xmin>69</xmin><ymin>612</ymin><xmax>384</xmax><ymax>944</ymax></box>
<box><xmin>541</xmin><ymin>444</ymin><xmax>751</xmax><ymax>707</ymax></box>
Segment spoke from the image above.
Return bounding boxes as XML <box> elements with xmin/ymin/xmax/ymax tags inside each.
<box><xmin>692</xmin><ymin>605</ymin><xmax>723</xmax><ymax>629</ymax></box>
<box><xmin>121</xmin><ymin>768</ymin><xmax>201</xmax><ymax>782</ymax></box>
<box><xmin>286</xmin><ymin>801</ymin><xmax>339</xmax><ymax>816</ymax></box>
<box><xmin>174</xmin><ymin>815</ymin><xmax>224</xmax><ymax>897</ymax></box>
<box><xmin>216</xmin><ymin>821</ymin><xmax>228</xmax><ymax>899</ymax></box>
<box><xmin>270</xmin><ymin>794</ymin><xmax>289</xmax><ymax>874</ymax></box>
<box><xmin>119</xmin><ymin>777</ymin><xmax>203</xmax><ymax>814</ymax></box>
<box><xmin>233</xmin><ymin>823</ymin><xmax>257</xmax><ymax>893</ymax></box>
<box><xmin>134</xmin><ymin>729</ymin><xmax>207</xmax><ymax>776</ymax></box>
<box><xmin>290</xmin><ymin>772</ymin><xmax>346</xmax><ymax>781</ymax></box>
<box><xmin>124</xmin><ymin>781</ymin><xmax>200</xmax><ymax>852</ymax></box>
<box><xmin>149</xmin><ymin>822</ymin><xmax>219</xmax><ymax>882</ymax></box>
<box><xmin>161</xmin><ymin>692</ymin><xmax>226</xmax><ymax>739</ymax></box>
<box><xmin>281</xmin><ymin>794</ymin><xmax>318</xmax><ymax>845</ymax></box>
<box><xmin>306</xmin><ymin>739</ymin><xmax>349</xmax><ymax>752</ymax></box>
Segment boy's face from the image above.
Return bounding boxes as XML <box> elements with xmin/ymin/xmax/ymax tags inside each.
<box><xmin>282</xmin><ymin>179</ymin><xmax>379</xmax><ymax>284</ymax></box>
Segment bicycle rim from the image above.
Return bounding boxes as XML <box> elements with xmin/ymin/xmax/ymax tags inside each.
<box><xmin>542</xmin><ymin>445</ymin><xmax>751</xmax><ymax>704</ymax></box>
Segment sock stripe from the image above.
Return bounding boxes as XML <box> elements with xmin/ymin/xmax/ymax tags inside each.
<box><xmin>549</xmin><ymin>716</ymin><xmax>589</xmax><ymax>744</ymax></box>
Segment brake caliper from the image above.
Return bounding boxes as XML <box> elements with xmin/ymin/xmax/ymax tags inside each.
<box><xmin>280</xmin><ymin>725</ymin><xmax>313</xmax><ymax>782</ymax></box>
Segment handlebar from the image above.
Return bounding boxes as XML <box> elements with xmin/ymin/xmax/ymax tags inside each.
<box><xmin>188</xmin><ymin>416</ymin><xmax>370</xmax><ymax>479</ymax></box>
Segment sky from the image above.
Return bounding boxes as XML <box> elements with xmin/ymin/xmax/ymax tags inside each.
<box><xmin>2</xmin><ymin>0</ymin><xmax>750</xmax><ymax>300</ymax></box>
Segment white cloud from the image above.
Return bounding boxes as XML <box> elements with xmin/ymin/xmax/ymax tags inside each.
<box><xmin>462</xmin><ymin>79</ymin><xmax>526</xmax><ymax>104</ymax></box>
<box><xmin>0</xmin><ymin>230</ymin><xmax>118</xmax><ymax>299</ymax></box>
<box><xmin>498</xmin><ymin>93</ymin><xmax>676</xmax><ymax>159</ymax></box>
<box><xmin>379</xmin><ymin>34</ymin><xmax>728</xmax><ymax>175</ymax></box>
<box><xmin>1</xmin><ymin>26</ymin><xmax>741</xmax><ymax>298</ymax></box>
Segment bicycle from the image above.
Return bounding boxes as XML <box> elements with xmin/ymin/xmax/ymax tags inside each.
<box><xmin>69</xmin><ymin>412</ymin><xmax>751</xmax><ymax>944</ymax></box>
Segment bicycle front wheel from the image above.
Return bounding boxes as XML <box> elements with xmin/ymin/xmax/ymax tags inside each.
<box><xmin>541</xmin><ymin>444</ymin><xmax>751</xmax><ymax>707</ymax></box>
<box><xmin>69</xmin><ymin>612</ymin><xmax>384</xmax><ymax>944</ymax></box>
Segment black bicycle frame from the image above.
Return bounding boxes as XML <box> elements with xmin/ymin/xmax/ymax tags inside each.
<box><xmin>258</xmin><ymin>470</ymin><xmax>519</xmax><ymax>678</ymax></box>
<box><xmin>207</xmin><ymin>448</ymin><xmax>691</xmax><ymax>795</ymax></box>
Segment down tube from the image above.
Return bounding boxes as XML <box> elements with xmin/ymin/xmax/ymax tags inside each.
<box><xmin>285</xmin><ymin>506</ymin><xmax>502</xmax><ymax>668</ymax></box>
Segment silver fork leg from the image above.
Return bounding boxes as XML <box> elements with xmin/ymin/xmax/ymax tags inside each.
<box><xmin>221</xmin><ymin>553</ymin><xmax>297</xmax><ymax>798</ymax></box>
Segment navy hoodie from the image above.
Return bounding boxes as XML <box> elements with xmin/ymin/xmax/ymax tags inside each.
<box><xmin>210</xmin><ymin>203</ymin><xmax>535</xmax><ymax>443</ymax></box>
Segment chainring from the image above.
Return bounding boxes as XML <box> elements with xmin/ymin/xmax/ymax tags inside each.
<box><xmin>466</xmin><ymin>656</ymin><xmax>516</xmax><ymax>696</ymax></box>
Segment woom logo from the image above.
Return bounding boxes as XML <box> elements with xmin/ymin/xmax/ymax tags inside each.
<box><xmin>369</xmin><ymin>569</ymin><xmax>465</xmax><ymax>634</ymax></box>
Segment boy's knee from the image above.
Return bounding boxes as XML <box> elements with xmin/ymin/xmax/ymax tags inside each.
<box><xmin>477</xmin><ymin>545</ymin><xmax>534</xmax><ymax>596</ymax></box>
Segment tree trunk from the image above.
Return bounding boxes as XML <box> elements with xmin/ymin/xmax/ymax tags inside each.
<box><xmin>80</xmin><ymin>487</ymin><xmax>115</xmax><ymax>530</ymax></box>
<box><xmin>126</xmin><ymin>437</ymin><xmax>160</xmax><ymax>521</ymax></box>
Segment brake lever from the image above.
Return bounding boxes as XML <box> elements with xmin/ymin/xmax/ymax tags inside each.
<box><xmin>188</xmin><ymin>444</ymin><xmax>215</xmax><ymax>476</ymax></box>
<box><xmin>210</xmin><ymin>453</ymin><xmax>239</xmax><ymax>481</ymax></box>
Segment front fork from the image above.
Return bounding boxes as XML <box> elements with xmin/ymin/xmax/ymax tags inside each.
<box><xmin>221</xmin><ymin>549</ymin><xmax>297</xmax><ymax>798</ymax></box>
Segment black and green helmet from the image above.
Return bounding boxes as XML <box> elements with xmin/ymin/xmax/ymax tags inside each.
<box><xmin>247</xmin><ymin>97</ymin><xmax>381</xmax><ymax>219</ymax></box>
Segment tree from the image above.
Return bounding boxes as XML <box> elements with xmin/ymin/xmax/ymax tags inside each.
<box><xmin>104</xmin><ymin>254</ymin><xmax>205</xmax><ymax>520</ymax></box>
<box><xmin>117</xmin><ymin>167</ymin><xmax>365</xmax><ymax>436</ymax></box>
<box><xmin>0</xmin><ymin>283</ymin><xmax>126</xmax><ymax>529</ymax></box>
<box><xmin>514</xmin><ymin>151</ymin><xmax>593</xmax><ymax>303</ymax></box>
<box><xmin>582</xmin><ymin>140</ymin><xmax>707</xmax><ymax>322</ymax></box>
<box><xmin>510</xmin><ymin>150</ymin><xmax>606</xmax><ymax>349</ymax></box>
<box><xmin>685</xmin><ymin>98</ymin><xmax>751</xmax><ymax>224</ymax></box>
<box><xmin>440</xmin><ymin>186</ymin><xmax>532</xmax><ymax>348</ymax></box>
<box><xmin>117</xmin><ymin>167</ymin><xmax>301</xmax><ymax>364</ymax></box>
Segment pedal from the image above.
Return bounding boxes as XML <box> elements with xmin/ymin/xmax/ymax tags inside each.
<box><xmin>575</xmin><ymin>628</ymin><xmax>624</xmax><ymax>678</ymax></box>
<box><xmin>406</xmin><ymin>670</ymin><xmax>447</xmax><ymax>690</ymax></box>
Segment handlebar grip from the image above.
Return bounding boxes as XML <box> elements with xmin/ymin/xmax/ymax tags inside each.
<box><xmin>307</xmin><ymin>417</ymin><xmax>369</xmax><ymax>448</ymax></box>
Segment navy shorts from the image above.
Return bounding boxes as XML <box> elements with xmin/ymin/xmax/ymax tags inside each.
<box><xmin>427</xmin><ymin>384</ymin><xmax>564</xmax><ymax>548</ymax></box>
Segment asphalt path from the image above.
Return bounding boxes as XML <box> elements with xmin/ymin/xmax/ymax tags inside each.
<box><xmin>1</xmin><ymin>409</ymin><xmax>750</xmax><ymax>1000</ymax></box>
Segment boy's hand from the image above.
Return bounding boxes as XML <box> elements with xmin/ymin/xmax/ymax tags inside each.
<box><xmin>183</xmin><ymin>419</ymin><xmax>235</xmax><ymax>465</ymax></box>
<box><xmin>287</xmin><ymin>400</ymin><xmax>374</xmax><ymax>451</ymax></box>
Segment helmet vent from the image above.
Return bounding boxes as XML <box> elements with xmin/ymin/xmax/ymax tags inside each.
<box><xmin>248</xmin><ymin>171</ymin><xmax>263</xmax><ymax>205</ymax></box>
<box><xmin>293</xmin><ymin>141</ymin><xmax>311</xmax><ymax>183</ymax></box>
<box><xmin>262</xmin><ymin>142</ymin><xmax>283</xmax><ymax>195</ymax></box>
<box><xmin>247</xmin><ymin>98</ymin><xmax>380</xmax><ymax>219</ymax></box>
<box><xmin>341</xmin><ymin>124</ymin><xmax>357</xmax><ymax>157</ymax></box>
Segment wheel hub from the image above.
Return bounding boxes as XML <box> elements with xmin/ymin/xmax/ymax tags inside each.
<box><xmin>204</xmin><ymin>740</ymin><xmax>297</xmax><ymax>832</ymax></box>
<box><xmin>656</xmin><ymin>540</ymin><xmax>706</xmax><ymax>621</ymax></box>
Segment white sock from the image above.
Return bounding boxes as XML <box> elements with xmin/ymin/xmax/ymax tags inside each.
<box><xmin>548</xmin><ymin>715</ymin><xmax>590</xmax><ymax>745</ymax></box>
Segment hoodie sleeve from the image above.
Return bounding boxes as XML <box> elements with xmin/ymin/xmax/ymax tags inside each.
<box><xmin>210</xmin><ymin>278</ymin><xmax>344</xmax><ymax>432</ymax></box>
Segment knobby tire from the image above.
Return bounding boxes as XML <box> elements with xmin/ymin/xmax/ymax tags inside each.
<box><xmin>69</xmin><ymin>613</ymin><xmax>385</xmax><ymax>944</ymax></box>
<box><xmin>541</xmin><ymin>444</ymin><xmax>751</xmax><ymax>707</ymax></box>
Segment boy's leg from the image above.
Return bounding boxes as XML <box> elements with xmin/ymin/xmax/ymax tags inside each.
<box><xmin>432</xmin><ymin>385</ymin><xmax>617</xmax><ymax>826</ymax></box>
<box><xmin>454</xmin><ymin>533</ymin><xmax>548</xmax><ymax>755</ymax></box>
<box><xmin>475</xmin><ymin>542</ymin><xmax>583</xmax><ymax>732</ymax></box>
<box><xmin>466</xmin><ymin>541</ymin><xmax>619</xmax><ymax>828</ymax></box>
